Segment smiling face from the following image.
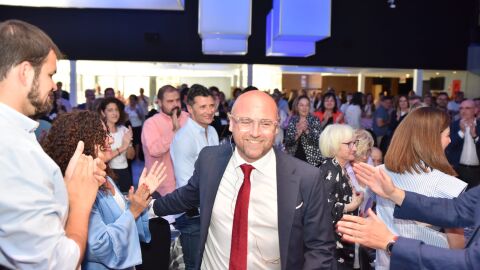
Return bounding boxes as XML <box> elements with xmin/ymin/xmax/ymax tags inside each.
<box><xmin>297</xmin><ymin>97</ymin><xmax>310</xmax><ymax>117</ymax></box>
<box><xmin>24</xmin><ymin>50</ymin><xmax>57</xmax><ymax>116</ymax></box>
<box><xmin>324</xmin><ymin>96</ymin><xmax>336</xmax><ymax>110</ymax></box>
<box><xmin>229</xmin><ymin>91</ymin><xmax>278</xmax><ymax>163</ymax></box>
<box><xmin>187</xmin><ymin>95</ymin><xmax>216</xmax><ymax>128</ymax></box>
<box><xmin>102</xmin><ymin>102</ymin><xmax>120</xmax><ymax>125</ymax></box>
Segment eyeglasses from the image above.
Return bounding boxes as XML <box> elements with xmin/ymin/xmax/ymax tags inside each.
<box><xmin>229</xmin><ymin>113</ymin><xmax>278</xmax><ymax>132</ymax></box>
<box><xmin>342</xmin><ymin>140</ymin><xmax>359</xmax><ymax>149</ymax></box>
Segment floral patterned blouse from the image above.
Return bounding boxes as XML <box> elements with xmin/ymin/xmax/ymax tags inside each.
<box><xmin>318</xmin><ymin>158</ymin><xmax>356</xmax><ymax>267</ymax></box>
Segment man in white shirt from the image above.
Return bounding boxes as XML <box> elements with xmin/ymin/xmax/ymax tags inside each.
<box><xmin>170</xmin><ymin>84</ymin><xmax>219</xmax><ymax>270</ymax></box>
<box><xmin>446</xmin><ymin>99</ymin><xmax>480</xmax><ymax>189</ymax></box>
<box><xmin>153</xmin><ymin>90</ymin><xmax>335</xmax><ymax>269</ymax></box>
<box><xmin>0</xmin><ymin>20</ymin><xmax>104</xmax><ymax>269</ymax></box>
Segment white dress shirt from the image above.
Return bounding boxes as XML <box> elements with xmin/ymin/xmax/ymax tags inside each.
<box><xmin>0</xmin><ymin>102</ymin><xmax>80</xmax><ymax>269</ymax></box>
<box><xmin>459</xmin><ymin>122</ymin><xmax>479</xmax><ymax>166</ymax></box>
<box><xmin>201</xmin><ymin>148</ymin><xmax>281</xmax><ymax>270</ymax></box>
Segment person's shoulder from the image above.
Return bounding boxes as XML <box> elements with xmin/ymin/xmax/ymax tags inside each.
<box><xmin>198</xmin><ymin>144</ymin><xmax>231</xmax><ymax>160</ymax></box>
<box><xmin>277</xmin><ymin>150</ymin><xmax>320</xmax><ymax>176</ymax></box>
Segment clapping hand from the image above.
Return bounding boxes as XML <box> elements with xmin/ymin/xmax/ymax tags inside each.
<box><xmin>138</xmin><ymin>161</ymin><xmax>167</xmax><ymax>195</ymax></box>
<box><xmin>128</xmin><ymin>184</ymin><xmax>152</xmax><ymax>219</ymax></box>
<box><xmin>353</xmin><ymin>162</ymin><xmax>405</xmax><ymax>206</ymax></box>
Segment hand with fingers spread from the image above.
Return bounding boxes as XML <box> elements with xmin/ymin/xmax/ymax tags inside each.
<box><xmin>353</xmin><ymin>162</ymin><xmax>405</xmax><ymax>206</ymax></box>
<box><xmin>138</xmin><ymin>161</ymin><xmax>167</xmax><ymax>194</ymax></box>
<box><xmin>128</xmin><ymin>184</ymin><xmax>153</xmax><ymax>219</ymax></box>
<box><xmin>336</xmin><ymin>208</ymin><xmax>396</xmax><ymax>250</ymax></box>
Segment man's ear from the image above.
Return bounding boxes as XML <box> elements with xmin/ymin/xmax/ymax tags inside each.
<box><xmin>18</xmin><ymin>61</ymin><xmax>35</xmax><ymax>88</ymax></box>
<box><xmin>187</xmin><ymin>104</ymin><xmax>193</xmax><ymax>115</ymax></box>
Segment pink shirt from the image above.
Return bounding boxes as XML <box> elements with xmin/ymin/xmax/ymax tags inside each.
<box><xmin>141</xmin><ymin>111</ymin><xmax>189</xmax><ymax>195</ymax></box>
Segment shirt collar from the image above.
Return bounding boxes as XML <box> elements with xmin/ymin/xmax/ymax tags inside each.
<box><xmin>0</xmin><ymin>102</ymin><xmax>38</xmax><ymax>133</ymax></box>
<box><xmin>187</xmin><ymin>117</ymin><xmax>209</xmax><ymax>134</ymax></box>
<box><xmin>232</xmin><ymin>147</ymin><xmax>276</xmax><ymax>176</ymax></box>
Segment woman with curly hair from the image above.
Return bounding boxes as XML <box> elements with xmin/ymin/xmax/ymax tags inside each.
<box><xmin>98</xmin><ymin>97</ymin><xmax>135</xmax><ymax>193</ymax></box>
<box><xmin>42</xmin><ymin>111</ymin><xmax>166</xmax><ymax>270</ymax></box>
<box><xmin>284</xmin><ymin>95</ymin><xmax>323</xmax><ymax>166</ymax></box>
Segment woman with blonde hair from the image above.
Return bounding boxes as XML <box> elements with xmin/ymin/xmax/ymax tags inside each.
<box><xmin>373</xmin><ymin>107</ymin><xmax>467</xmax><ymax>270</ymax></box>
<box><xmin>318</xmin><ymin>124</ymin><xmax>364</xmax><ymax>269</ymax></box>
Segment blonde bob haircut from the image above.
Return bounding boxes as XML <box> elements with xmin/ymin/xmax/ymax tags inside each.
<box><xmin>384</xmin><ymin>107</ymin><xmax>456</xmax><ymax>175</ymax></box>
<box><xmin>319</xmin><ymin>124</ymin><xmax>355</xmax><ymax>158</ymax></box>
<box><xmin>354</xmin><ymin>129</ymin><xmax>374</xmax><ymax>161</ymax></box>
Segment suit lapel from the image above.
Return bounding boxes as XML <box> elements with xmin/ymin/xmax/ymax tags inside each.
<box><xmin>275</xmin><ymin>150</ymin><xmax>301</xmax><ymax>270</ymax></box>
<box><xmin>198</xmin><ymin>144</ymin><xmax>233</xmax><ymax>263</ymax></box>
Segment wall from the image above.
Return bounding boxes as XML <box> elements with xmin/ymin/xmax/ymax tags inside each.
<box><xmin>321</xmin><ymin>76</ymin><xmax>357</xmax><ymax>94</ymax></box>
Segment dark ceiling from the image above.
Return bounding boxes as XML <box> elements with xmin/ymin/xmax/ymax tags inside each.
<box><xmin>0</xmin><ymin>0</ymin><xmax>478</xmax><ymax>70</ymax></box>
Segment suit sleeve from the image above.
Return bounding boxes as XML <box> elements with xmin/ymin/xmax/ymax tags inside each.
<box><xmin>153</xmin><ymin>155</ymin><xmax>201</xmax><ymax>216</ymax></box>
<box><xmin>302</xmin><ymin>169</ymin><xmax>336</xmax><ymax>270</ymax></box>
<box><xmin>394</xmin><ymin>187</ymin><xmax>479</xmax><ymax>229</ymax></box>
<box><xmin>390</xmin><ymin>237</ymin><xmax>479</xmax><ymax>270</ymax></box>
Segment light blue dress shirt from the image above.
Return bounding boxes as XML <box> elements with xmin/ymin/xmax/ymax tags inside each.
<box><xmin>83</xmin><ymin>177</ymin><xmax>151</xmax><ymax>270</ymax></box>
<box><xmin>170</xmin><ymin>118</ymin><xmax>219</xmax><ymax>189</ymax></box>
<box><xmin>0</xmin><ymin>102</ymin><xmax>80</xmax><ymax>269</ymax></box>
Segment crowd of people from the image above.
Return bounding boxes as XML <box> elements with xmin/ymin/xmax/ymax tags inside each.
<box><xmin>2</xmin><ymin>19</ymin><xmax>480</xmax><ymax>270</ymax></box>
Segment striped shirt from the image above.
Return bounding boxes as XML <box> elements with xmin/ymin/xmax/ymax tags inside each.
<box><xmin>374</xmin><ymin>164</ymin><xmax>467</xmax><ymax>270</ymax></box>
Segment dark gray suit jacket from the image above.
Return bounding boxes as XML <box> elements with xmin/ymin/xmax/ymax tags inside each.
<box><xmin>153</xmin><ymin>144</ymin><xmax>335</xmax><ymax>269</ymax></box>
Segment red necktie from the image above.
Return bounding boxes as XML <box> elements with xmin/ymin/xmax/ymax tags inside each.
<box><xmin>229</xmin><ymin>164</ymin><xmax>254</xmax><ymax>270</ymax></box>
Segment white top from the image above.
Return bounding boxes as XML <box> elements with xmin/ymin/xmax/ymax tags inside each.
<box><xmin>201</xmin><ymin>148</ymin><xmax>281</xmax><ymax>270</ymax></box>
<box><xmin>0</xmin><ymin>102</ymin><xmax>80</xmax><ymax>269</ymax></box>
<box><xmin>459</xmin><ymin>123</ymin><xmax>480</xmax><ymax>166</ymax></box>
<box><xmin>374</xmin><ymin>164</ymin><xmax>467</xmax><ymax>270</ymax></box>
<box><xmin>345</xmin><ymin>104</ymin><xmax>362</xmax><ymax>129</ymax></box>
<box><xmin>125</xmin><ymin>106</ymin><xmax>143</xmax><ymax>127</ymax></box>
<box><xmin>109</xmin><ymin>125</ymin><xmax>129</xmax><ymax>169</ymax></box>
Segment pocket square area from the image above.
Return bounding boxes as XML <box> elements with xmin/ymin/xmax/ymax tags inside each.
<box><xmin>295</xmin><ymin>202</ymin><xmax>304</xmax><ymax>209</ymax></box>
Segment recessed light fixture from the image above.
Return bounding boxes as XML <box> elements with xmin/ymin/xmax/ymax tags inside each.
<box><xmin>453</xmin><ymin>71</ymin><xmax>457</xmax><ymax>74</ymax></box>
<box><xmin>435</xmin><ymin>72</ymin><xmax>440</xmax><ymax>75</ymax></box>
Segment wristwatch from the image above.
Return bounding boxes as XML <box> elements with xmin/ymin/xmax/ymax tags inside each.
<box><xmin>385</xmin><ymin>236</ymin><xmax>399</xmax><ymax>256</ymax></box>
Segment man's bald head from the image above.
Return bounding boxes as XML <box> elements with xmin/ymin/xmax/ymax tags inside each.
<box><xmin>231</xmin><ymin>90</ymin><xmax>278</xmax><ymax>119</ymax></box>
<box><xmin>460</xmin><ymin>99</ymin><xmax>476</xmax><ymax>121</ymax></box>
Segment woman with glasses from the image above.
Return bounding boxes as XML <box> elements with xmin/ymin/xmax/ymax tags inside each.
<box><xmin>372</xmin><ymin>107</ymin><xmax>467</xmax><ymax>270</ymax></box>
<box><xmin>285</xmin><ymin>95</ymin><xmax>323</xmax><ymax>166</ymax></box>
<box><xmin>318</xmin><ymin>124</ymin><xmax>364</xmax><ymax>270</ymax></box>
<box><xmin>42</xmin><ymin>111</ymin><xmax>166</xmax><ymax>269</ymax></box>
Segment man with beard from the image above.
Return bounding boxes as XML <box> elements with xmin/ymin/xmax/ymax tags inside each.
<box><xmin>0</xmin><ymin>20</ymin><xmax>104</xmax><ymax>269</ymax></box>
<box><xmin>142</xmin><ymin>84</ymin><xmax>189</xmax><ymax>195</ymax></box>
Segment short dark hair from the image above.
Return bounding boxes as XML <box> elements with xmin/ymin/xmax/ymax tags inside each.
<box><xmin>98</xmin><ymin>97</ymin><xmax>126</xmax><ymax>126</ymax></box>
<box><xmin>0</xmin><ymin>20</ymin><xmax>62</xmax><ymax>80</ymax></box>
<box><xmin>437</xmin><ymin>92</ymin><xmax>449</xmax><ymax>98</ymax></box>
<box><xmin>187</xmin><ymin>84</ymin><xmax>213</xmax><ymax>106</ymax></box>
<box><xmin>350</xmin><ymin>92</ymin><xmax>364</xmax><ymax>106</ymax></box>
<box><xmin>381</xmin><ymin>95</ymin><xmax>393</xmax><ymax>101</ymax></box>
<box><xmin>157</xmin><ymin>84</ymin><xmax>178</xmax><ymax>100</ymax></box>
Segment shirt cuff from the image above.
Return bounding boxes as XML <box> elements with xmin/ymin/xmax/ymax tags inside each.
<box><xmin>457</xmin><ymin>130</ymin><xmax>465</xmax><ymax>139</ymax></box>
<box><xmin>147</xmin><ymin>199</ymin><xmax>158</xmax><ymax>219</ymax></box>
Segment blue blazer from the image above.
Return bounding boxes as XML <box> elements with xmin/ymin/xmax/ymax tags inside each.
<box><xmin>389</xmin><ymin>185</ymin><xmax>480</xmax><ymax>269</ymax></box>
<box><xmin>83</xmin><ymin>178</ymin><xmax>151</xmax><ymax>270</ymax></box>
<box><xmin>153</xmin><ymin>144</ymin><xmax>335</xmax><ymax>270</ymax></box>
<box><xmin>446</xmin><ymin>119</ymin><xmax>480</xmax><ymax>166</ymax></box>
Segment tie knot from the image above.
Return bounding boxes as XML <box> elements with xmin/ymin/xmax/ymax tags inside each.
<box><xmin>240</xmin><ymin>164</ymin><xmax>255</xmax><ymax>178</ymax></box>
